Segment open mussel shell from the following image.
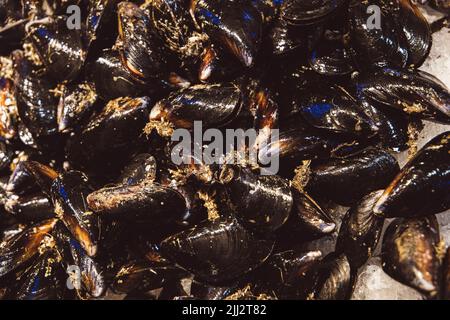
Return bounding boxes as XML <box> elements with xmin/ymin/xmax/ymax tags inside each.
<box><xmin>281</xmin><ymin>0</ymin><xmax>346</xmax><ymax>26</ymax></box>
<box><xmin>66</xmin><ymin>96</ymin><xmax>151</xmax><ymax>178</ymax></box>
<box><xmin>347</xmin><ymin>0</ymin><xmax>408</xmax><ymax>69</ymax></box>
<box><xmin>15</xmin><ymin>249</ymin><xmax>67</xmax><ymax>300</ymax></box>
<box><xmin>160</xmin><ymin>217</ymin><xmax>274</xmax><ymax>284</ymax></box>
<box><xmin>298</xmin><ymin>84</ymin><xmax>379</xmax><ymax>137</ymax></box>
<box><xmin>50</xmin><ymin>171</ymin><xmax>99</xmax><ymax>258</ymax></box>
<box><xmin>5</xmin><ymin>192</ymin><xmax>54</xmax><ymax>223</ymax></box>
<box><xmin>149</xmin><ymin>83</ymin><xmax>241</xmax><ymax>130</ymax></box>
<box><xmin>192</xmin><ymin>0</ymin><xmax>262</xmax><ymax>67</ymax></box>
<box><xmin>382</xmin><ymin>216</ymin><xmax>441</xmax><ymax>296</ymax></box>
<box><xmin>28</xmin><ymin>17</ymin><xmax>86</xmax><ymax>83</ymax></box>
<box><xmin>57</xmin><ymin>82</ymin><xmax>97</xmax><ymax>133</ymax></box>
<box><xmin>12</xmin><ymin>50</ymin><xmax>59</xmax><ymax>138</ymax></box>
<box><xmin>374</xmin><ymin>131</ymin><xmax>450</xmax><ymax>218</ymax></box>
<box><xmin>219</xmin><ymin>165</ymin><xmax>293</xmax><ymax>233</ymax></box>
<box><xmin>290</xmin><ymin>189</ymin><xmax>335</xmax><ymax>236</ymax></box>
<box><xmin>117</xmin><ymin>2</ymin><xmax>169</xmax><ymax>81</ymax></box>
<box><xmin>314</xmin><ymin>252</ymin><xmax>353</xmax><ymax>300</ymax></box>
<box><xmin>86</xmin><ymin>183</ymin><xmax>187</xmax><ymax>225</ymax></box>
<box><xmin>356</xmin><ymin>68</ymin><xmax>450</xmax><ymax>123</ymax></box>
<box><xmin>0</xmin><ymin>218</ymin><xmax>57</xmax><ymax>277</ymax></box>
<box><xmin>53</xmin><ymin>222</ymin><xmax>105</xmax><ymax>299</ymax></box>
<box><xmin>336</xmin><ymin>190</ymin><xmax>385</xmax><ymax>269</ymax></box>
<box><xmin>307</xmin><ymin>147</ymin><xmax>400</xmax><ymax>206</ymax></box>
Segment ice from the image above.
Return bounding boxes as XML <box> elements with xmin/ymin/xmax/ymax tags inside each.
<box><xmin>351</xmin><ymin>258</ymin><xmax>424</xmax><ymax>300</ymax></box>
<box><xmin>420</xmin><ymin>26</ymin><xmax>450</xmax><ymax>88</ymax></box>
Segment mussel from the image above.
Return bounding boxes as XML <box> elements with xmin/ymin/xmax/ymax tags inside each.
<box><xmin>336</xmin><ymin>190</ymin><xmax>385</xmax><ymax>269</ymax></box>
<box><xmin>307</xmin><ymin>147</ymin><xmax>400</xmax><ymax>206</ymax></box>
<box><xmin>374</xmin><ymin>131</ymin><xmax>450</xmax><ymax>218</ymax></box>
<box><xmin>382</xmin><ymin>216</ymin><xmax>441</xmax><ymax>297</ymax></box>
<box><xmin>160</xmin><ymin>217</ymin><xmax>274</xmax><ymax>284</ymax></box>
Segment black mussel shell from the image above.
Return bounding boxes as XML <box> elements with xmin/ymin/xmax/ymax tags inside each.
<box><xmin>192</xmin><ymin>0</ymin><xmax>262</xmax><ymax>67</ymax></box>
<box><xmin>117</xmin><ymin>2</ymin><xmax>169</xmax><ymax>80</ymax></box>
<box><xmin>370</xmin><ymin>103</ymin><xmax>409</xmax><ymax>152</ymax></box>
<box><xmin>199</xmin><ymin>45</ymin><xmax>241</xmax><ymax>83</ymax></box>
<box><xmin>15</xmin><ymin>249</ymin><xmax>67</xmax><ymax>300</ymax></box>
<box><xmin>307</xmin><ymin>147</ymin><xmax>400</xmax><ymax>206</ymax></box>
<box><xmin>118</xmin><ymin>153</ymin><xmax>157</xmax><ymax>186</ymax></box>
<box><xmin>267</xmin><ymin>19</ymin><xmax>323</xmax><ymax>56</ymax></box>
<box><xmin>112</xmin><ymin>257</ymin><xmax>188</xmax><ymax>294</ymax></box>
<box><xmin>66</xmin><ymin>96</ymin><xmax>151</xmax><ymax>178</ymax></box>
<box><xmin>290</xmin><ymin>189</ymin><xmax>336</xmax><ymax>236</ymax></box>
<box><xmin>90</xmin><ymin>49</ymin><xmax>163</xmax><ymax>101</ymax></box>
<box><xmin>314</xmin><ymin>253</ymin><xmax>353</xmax><ymax>300</ymax></box>
<box><xmin>398</xmin><ymin>0</ymin><xmax>431</xmax><ymax>67</ymax></box>
<box><xmin>374</xmin><ymin>131</ymin><xmax>450</xmax><ymax>218</ymax></box>
<box><xmin>347</xmin><ymin>0</ymin><xmax>408</xmax><ymax>69</ymax></box>
<box><xmin>355</xmin><ymin>68</ymin><xmax>450</xmax><ymax>123</ymax></box>
<box><xmin>258</xmin><ymin>128</ymin><xmax>364</xmax><ymax>177</ymax></box>
<box><xmin>281</xmin><ymin>0</ymin><xmax>346</xmax><ymax>26</ymax></box>
<box><xmin>160</xmin><ymin>217</ymin><xmax>274</xmax><ymax>284</ymax></box>
<box><xmin>51</xmin><ymin>171</ymin><xmax>99</xmax><ymax>258</ymax></box>
<box><xmin>149</xmin><ymin>83</ymin><xmax>241</xmax><ymax>130</ymax></box>
<box><xmin>309</xmin><ymin>33</ymin><xmax>353</xmax><ymax>76</ymax></box>
<box><xmin>12</xmin><ymin>50</ymin><xmax>59</xmax><ymax>138</ymax></box>
<box><xmin>0</xmin><ymin>18</ymin><xmax>27</xmax><ymax>56</ymax></box>
<box><xmin>150</xmin><ymin>0</ymin><xmax>201</xmax><ymax>57</ymax></box>
<box><xmin>251</xmin><ymin>0</ymin><xmax>281</xmax><ymax>24</ymax></box>
<box><xmin>86</xmin><ymin>183</ymin><xmax>187</xmax><ymax>225</ymax></box>
<box><xmin>256</xmin><ymin>250</ymin><xmax>322</xmax><ymax>299</ymax></box>
<box><xmin>0</xmin><ymin>218</ymin><xmax>57</xmax><ymax>277</ymax></box>
<box><xmin>219</xmin><ymin>165</ymin><xmax>293</xmax><ymax>233</ymax></box>
<box><xmin>85</xmin><ymin>0</ymin><xmax>119</xmax><ymax>52</ymax></box>
<box><xmin>382</xmin><ymin>216</ymin><xmax>441</xmax><ymax>296</ymax></box>
<box><xmin>5</xmin><ymin>193</ymin><xmax>54</xmax><ymax>223</ymax></box>
<box><xmin>336</xmin><ymin>190</ymin><xmax>385</xmax><ymax>269</ymax></box>
<box><xmin>28</xmin><ymin>17</ymin><xmax>86</xmax><ymax>83</ymax></box>
<box><xmin>53</xmin><ymin>222</ymin><xmax>105</xmax><ymax>298</ymax></box>
<box><xmin>22</xmin><ymin>160</ymin><xmax>59</xmax><ymax>197</ymax></box>
<box><xmin>6</xmin><ymin>161</ymin><xmax>38</xmax><ymax>194</ymax></box>
<box><xmin>57</xmin><ymin>82</ymin><xmax>97</xmax><ymax>133</ymax></box>
<box><xmin>299</xmin><ymin>84</ymin><xmax>379</xmax><ymax>137</ymax></box>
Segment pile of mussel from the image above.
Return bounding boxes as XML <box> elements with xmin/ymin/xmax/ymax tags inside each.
<box><xmin>0</xmin><ymin>0</ymin><xmax>449</xmax><ymax>300</ymax></box>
